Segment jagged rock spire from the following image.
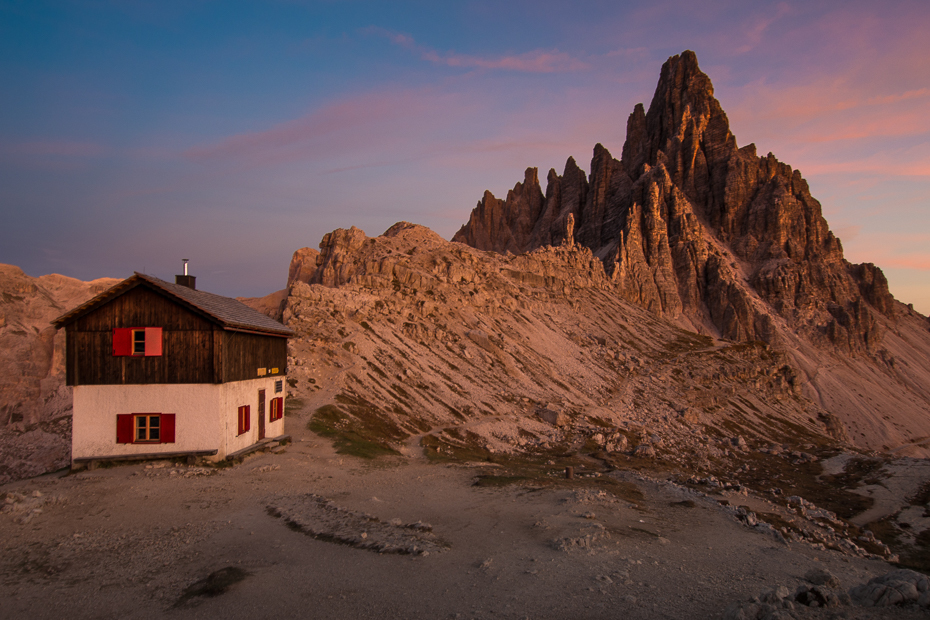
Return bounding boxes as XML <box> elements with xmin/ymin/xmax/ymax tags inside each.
<box><xmin>453</xmin><ymin>51</ymin><xmax>894</xmax><ymax>352</ymax></box>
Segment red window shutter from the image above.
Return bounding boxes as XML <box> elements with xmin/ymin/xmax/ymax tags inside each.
<box><xmin>144</xmin><ymin>327</ymin><xmax>163</xmax><ymax>356</ymax></box>
<box><xmin>275</xmin><ymin>397</ymin><xmax>284</xmax><ymax>420</ymax></box>
<box><xmin>160</xmin><ymin>413</ymin><xmax>175</xmax><ymax>443</ymax></box>
<box><xmin>113</xmin><ymin>328</ymin><xmax>132</xmax><ymax>356</ymax></box>
<box><xmin>116</xmin><ymin>414</ymin><xmax>134</xmax><ymax>443</ymax></box>
<box><xmin>238</xmin><ymin>405</ymin><xmax>251</xmax><ymax>435</ymax></box>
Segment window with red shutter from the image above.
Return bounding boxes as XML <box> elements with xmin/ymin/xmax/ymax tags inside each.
<box><xmin>269</xmin><ymin>397</ymin><xmax>284</xmax><ymax>422</ymax></box>
<box><xmin>116</xmin><ymin>413</ymin><xmax>176</xmax><ymax>444</ymax></box>
<box><xmin>113</xmin><ymin>329</ymin><xmax>133</xmax><ymax>356</ymax></box>
<box><xmin>144</xmin><ymin>327</ymin><xmax>163</xmax><ymax>356</ymax></box>
<box><xmin>113</xmin><ymin>327</ymin><xmax>163</xmax><ymax>356</ymax></box>
<box><xmin>237</xmin><ymin>405</ymin><xmax>250</xmax><ymax>436</ymax></box>
<box><xmin>160</xmin><ymin>413</ymin><xmax>175</xmax><ymax>443</ymax></box>
<box><xmin>116</xmin><ymin>414</ymin><xmax>134</xmax><ymax>443</ymax></box>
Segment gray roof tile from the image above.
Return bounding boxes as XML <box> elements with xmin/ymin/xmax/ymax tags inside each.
<box><xmin>54</xmin><ymin>272</ymin><xmax>293</xmax><ymax>337</ymax></box>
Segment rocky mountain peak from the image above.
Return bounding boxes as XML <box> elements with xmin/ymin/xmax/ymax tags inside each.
<box><xmin>453</xmin><ymin>50</ymin><xmax>896</xmax><ymax>354</ymax></box>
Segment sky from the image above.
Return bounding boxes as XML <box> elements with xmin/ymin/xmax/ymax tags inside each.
<box><xmin>1</xmin><ymin>1</ymin><xmax>929</xmax><ymax>313</ymax></box>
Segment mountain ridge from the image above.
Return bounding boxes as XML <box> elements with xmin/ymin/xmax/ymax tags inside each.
<box><xmin>453</xmin><ymin>51</ymin><xmax>895</xmax><ymax>357</ymax></box>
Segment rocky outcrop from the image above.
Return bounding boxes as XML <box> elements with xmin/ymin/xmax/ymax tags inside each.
<box><xmin>281</xmin><ymin>220</ymin><xmax>930</xmax><ymax>461</ymax></box>
<box><xmin>0</xmin><ymin>265</ymin><xmax>118</xmax><ymax>429</ymax></box>
<box><xmin>286</xmin><ymin>247</ymin><xmax>320</xmax><ymax>289</ymax></box>
<box><xmin>237</xmin><ymin>289</ymin><xmax>288</xmax><ymax>322</ymax></box>
<box><xmin>453</xmin><ymin>51</ymin><xmax>896</xmax><ymax>353</ymax></box>
<box><xmin>0</xmin><ymin>265</ymin><xmax>119</xmax><ymax>483</ymax></box>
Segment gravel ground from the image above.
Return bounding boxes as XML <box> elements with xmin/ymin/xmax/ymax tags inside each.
<box><xmin>1</xmin><ymin>423</ymin><xmax>927</xmax><ymax>620</ymax></box>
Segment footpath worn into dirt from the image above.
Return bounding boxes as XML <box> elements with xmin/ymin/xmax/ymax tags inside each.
<box><xmin>1</xmin><ymin>419</ymin><xmax>926</xmax><ymax>620</ymax></box>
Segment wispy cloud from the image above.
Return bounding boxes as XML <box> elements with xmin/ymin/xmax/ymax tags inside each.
<box><xmin>733</xmin><ymin>2</ymin><xmax>793</xmax><ymax>54</ymax></box>
<box><xmin>370</xmin><ymin>27</ymin><xmax>589</xmax><ymax>73</ymax></box>
<box><xmin>183</xmin><ymin>88</ymin><xmax>454</xmax><ymax>167</ymax></box>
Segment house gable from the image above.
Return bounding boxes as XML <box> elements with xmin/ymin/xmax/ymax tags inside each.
<box><xmin>56</xmin><ymin>276</ymin><xmax>290</xmax><ymax>386</ymax></box>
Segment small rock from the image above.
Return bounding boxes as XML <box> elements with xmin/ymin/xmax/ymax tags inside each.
<box><xmin>804</xmin><ymin>568</ymin><xmax>840</xmax><ymax>588</ymax></box>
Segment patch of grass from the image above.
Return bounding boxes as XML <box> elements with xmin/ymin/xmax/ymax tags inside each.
<box><xmin>732</xmin><ymin>451</ymin><xmax>873</xmax><ymax>520</ymax></box>
<box><xmin>907</xmin><ymin>481</ymin><xmax>930</xmax><ymax>510</ymax></box>
<box><xmin>865</xmin><ymin>514</ymin><xmax>930</xmax><ymax>573</ymax></box>
<box><xmin>308</xmin><ymin>401</ymin><xmax>402</xmax><ymax>459</ymax></box>
<box><xmin>821</xmin><ymin>457</ymin><xmax>886</xmax><ymax>491</ymax></box>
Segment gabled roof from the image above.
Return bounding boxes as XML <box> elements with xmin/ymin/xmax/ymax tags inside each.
<box><xmin>53</xmin><ymin>272</ymin><xmax>293</xmax><ymax>337</ymax></box>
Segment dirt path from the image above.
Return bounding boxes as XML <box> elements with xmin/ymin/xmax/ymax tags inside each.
<box><xmin>0</xmin><ymin>414</ymin><xmax>924</xmax><ymax>619</ymax></box>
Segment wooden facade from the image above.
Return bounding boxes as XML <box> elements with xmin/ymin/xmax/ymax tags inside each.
<box><xmin>56</xmin><ymin>274</ymin><xmax>291</xmax><ymax>387</ymax></box>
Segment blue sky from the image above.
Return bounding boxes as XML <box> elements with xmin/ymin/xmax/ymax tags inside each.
<box><xmin>1</xmin><ymin>0</ymin><xmax>929</xmax><ymax>313</ymax></box>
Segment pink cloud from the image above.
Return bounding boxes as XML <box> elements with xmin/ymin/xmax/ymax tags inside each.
<box><xmin>881</xmin><ymin>255</ymin><xmax>930</xmax><ymax>271</ymax></box>
<box><xmin>733</xmin><ymin>2</ymin><xmax>794</xmax><ymax>54</ymax></box>
<box><xmin>722</xmin><ymin>4</ymin><xmax>930</xmax><ymax>149</ymax></box>
<box><xmin>372</xmin><ymin>27</ymin><xmax>588</xmax><ymax>73</ymax></box>
<box><xmin>843</xmin><ymin>229</ymin><xmax>930</xmax><ymax>272</ymax></box>
<box><xmin>799</xmin><ymin>158</ymin><xmax>930</xmax><ymax>178</ymax></box>
<box><xmin>184</xmin><ymin>88</ymin><xmax>457</xmax><ymax>166</ymax></box>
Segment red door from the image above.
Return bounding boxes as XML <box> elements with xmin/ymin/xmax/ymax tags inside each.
<box><xmin>258</xmin><ymin>389</ymin><xmax>266</xmax><ymax>440</ymax></box>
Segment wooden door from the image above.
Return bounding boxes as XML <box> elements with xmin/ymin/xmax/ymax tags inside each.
<box><xmin>258</xmin><ymin>389</ymin><xmax>266</xmax><ymax>440</ymax></box>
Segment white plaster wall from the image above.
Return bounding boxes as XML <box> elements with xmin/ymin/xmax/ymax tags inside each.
<box><xmin>72</xmin><ymin>384</ymin><xmax>223</xmax><ymax>460</ymax></box>
<box><xmin>72</xmin><ymin>377</ymin><xmax>286</xmax><ymax>462</ymax></box>
<box><xmin>220</xmin><ymin>376</ymin><xmax>287</xmax><ymax>456</ymax></box>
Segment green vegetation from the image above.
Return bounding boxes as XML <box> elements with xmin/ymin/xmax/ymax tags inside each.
<box><xmin>732</xmin><ymin>452</ymin><xmax>873</xmax><ymax>520</ymax></box>
<box><xmin>284</xmin><ymin>397</ymin><xmax>304</xmax><ymax>414</ymax></box>
<box><xmin>308</xmin><ymin>395</ymin><xmax>408</xmax><ymax>459</ymax></box>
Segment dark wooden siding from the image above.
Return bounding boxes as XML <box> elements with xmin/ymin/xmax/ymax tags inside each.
<box><xmin>222</xmin><ymin>330</ymin><xmax>288</xmax><ymax>383</ymax></box>
<box><xmin>65</xmin><ymin>284</ymin><xmax>287</xmax><ymax>386</ymax></box>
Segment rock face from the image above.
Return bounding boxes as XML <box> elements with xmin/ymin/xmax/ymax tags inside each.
<box><xmin>284</xmin><ymin>223</ymin><xmax>832</xmax><ymax>466</ymax></box>
<box><xmin>286</xmin><ymin>247</ymin><xmax>320</xmax><ymax>289</ymax></box>
<box><xmin>453</xmin><ymin>51</ymin><xmax>894</xmax><ymax>353</ymax></box>
<box><xmin>282</xmin><ymin>219</ymin><xmax>930</xmax><ymax>463</ymax></box>
<box><xmin>0</xmin><ymin>265</ymin><xmax>119</xmax><ymax>428</ymax></box>
<box><xmin>0</xmin><ymin>265</ymin><xmax>120</xmax><ymax>483</ymax></box>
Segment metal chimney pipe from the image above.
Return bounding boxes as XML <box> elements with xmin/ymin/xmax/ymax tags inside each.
<box><xmin>176</xmin><ymin>260</ymin><xmax>196</xmax><ymax>290</ymax></box>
